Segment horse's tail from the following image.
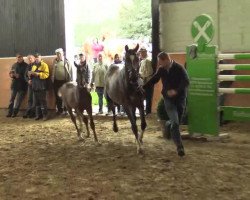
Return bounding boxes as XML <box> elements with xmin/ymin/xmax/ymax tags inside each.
<box><xmin>104</xmin><ymin>88</ymin><xmax>113</xmax><ymax>110</ymax></box>
<box><xmin>58</xmin><ymin>84</ymin><xmax>66</xmax><ymax>97</ymax></box>
<box><xmin>58</xmin><ymin>87</ymin><xmax>62</xmax><ymax>97</ymax></box>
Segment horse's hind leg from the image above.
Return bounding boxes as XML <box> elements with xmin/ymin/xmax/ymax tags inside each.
<box><xmin>111</xmin><ymin>102</ymin><xmax>118</xmax><ymax>132</ymax></box>
<box><xmin>86</xmin><ymin>107</ymin><xmax>98</xmax><ymax>143</ymax></box>
<box><xmin>138</xmin><ymin>105</ymin><xmax>147</xmax><ymax>143</ymax></box>
<box><xmin>124</xmin><ymin>106</ymin><xmax>143</xmax><ymax>154</ymax></box>
<box><xmin>81</xmin><ymin>113</ymin><xmax>90</xmax><ymax>138</ymax></box>
<box><xmin>68</xmin><ymin>108</ymin><xmax>84</xmax><ymax>141</ymax></box>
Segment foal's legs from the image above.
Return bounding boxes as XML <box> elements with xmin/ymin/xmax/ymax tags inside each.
<box><xmin>124</xmin><ymin>106</ymin><xmax>143</xmax><ymax>154</ymax></box>
<box><xmin>68</xmin><ymin>108</ymin><xmax>84</xmax><ymax>141</ymax></box>
<box><xmin>81</xmin><ymin>112</ymin><xmax>90</xmax><ymax>138</ymax></box>
<box><xmin>86</xmin><ymin>107</ymin><xmax>98</xmax><ymax>142</ymax></box>
<box><xmin>75</xmin><ymin>109</ymin><xmax>85</xmax><ymax>141</ymax></box>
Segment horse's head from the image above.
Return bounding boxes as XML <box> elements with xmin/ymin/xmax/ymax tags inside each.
<box><xmin>124</xmin><ymin>44</ymin><xmax>143</xmax><ymax>92</ymax></box>
<box><xmin>124</xmin><ymin>44</ymin><xmax>140</xmax><ymax>70</ymax></box>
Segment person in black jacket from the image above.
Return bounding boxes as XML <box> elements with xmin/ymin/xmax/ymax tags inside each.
<box><xmin>74</xmin><ymin>53</ymin><xmax>90</xmax><ymax>87</ymax></box>
<box><xmin>6</xmin><ymin>53</ymin><xmax>28</xmax><ymax>117</ymax></box>
<box><xmin>143</xmin><ymin>52</ymin><xmax>189</xmax><ymax>157</ymax></box>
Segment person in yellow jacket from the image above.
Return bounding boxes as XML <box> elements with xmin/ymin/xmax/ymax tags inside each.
<box><xmin>28</xmin><ymin>53</ymin><xmax>49</xmax><ymax>120</ymax></box>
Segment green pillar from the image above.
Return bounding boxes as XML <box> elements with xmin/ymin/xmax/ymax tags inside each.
<box><xmin>187</xmin><ymin>14</ymin><xmax>219</xmax><ymax>136</ymax></box>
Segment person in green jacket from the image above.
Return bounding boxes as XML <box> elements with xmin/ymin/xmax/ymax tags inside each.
<box><xmin>91</xmin><ymin>53</ymin><xmax>108</xmax><ymax>114</ymax></box>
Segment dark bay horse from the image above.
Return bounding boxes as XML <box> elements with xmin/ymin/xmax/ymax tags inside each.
<box><xmin>58</xmin><ymin>82</ymin><xmax>98</xmax><ymax>143</ymax></box>
<box><xmin>104</xmin><ymin>44</ymin><xmax>146</xmax><ymax>154</ymax></box>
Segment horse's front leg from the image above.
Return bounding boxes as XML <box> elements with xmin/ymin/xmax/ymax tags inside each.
<box><xmin>124</xmin><ymin>106</ymin><xmax>143</xmax><ymax>154</ymax></box>
<box><xmin>80</xmin><ymin>112</ymin><xmax>90</xmax><ymax>138</ymax></box>
<box><xmin>138</xmin><ymin>104</ymin><xmax>147</xmax><ymax>143</ymax></box>
<box><xmin>108</xmin><ymin>99</ymin><xmax>118</xmax><ymax>132</ymax></box>
<box><xmin>68</xmin><ymin>109</ymin><xmax>84</xmax><ymax>141</ymax></box>
<box><xmin>75</xmin><ymin>110</ymin><xmax>85</xmax><ymax>141</ymax></box>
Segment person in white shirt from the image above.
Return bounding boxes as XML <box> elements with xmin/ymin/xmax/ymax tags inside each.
<box><xmin>139</xmin><ymin>47</ymin><xmax>154</xmax><ymax>115</ymax></box>
<box><xmin>52</xmin><ymin>48</ymin><xmax>72</xmax><ymax>115</ymax></box>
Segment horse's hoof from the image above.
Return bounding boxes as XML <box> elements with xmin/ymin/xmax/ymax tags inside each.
<box><xmin>95</xmin><ymin>141</ymin><xmax>102</xmax><ymax>146</ymax></box>
<box><xmin>78</xmin><ymin>137</ymin><xmax>85</xmax><ymax>142</ymax></box>
<box><xmin>113</xmin><ymin>126</ymin><xmax>119</xmax><ymax>133</ymax></box>
<box><xmin>139</xmin><ymin>139</ymin><xmax>143</xmax><ymax>145</ymax></box>
<box><xmin>137</xmin><ymin>148</ymin><xmax>144</xmax><ymax>155</ymax></box>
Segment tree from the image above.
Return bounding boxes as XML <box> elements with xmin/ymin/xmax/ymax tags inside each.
<box><xmin>118</xmin><ymin>0</ymin><xmax>151</xmax><ymax>39</ymax></box>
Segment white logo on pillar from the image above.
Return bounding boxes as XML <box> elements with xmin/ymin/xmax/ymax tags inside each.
<box><xmin>193</xmin><ymin>20</ymin><xmax>212</xmax><ymax>43</ymax></box>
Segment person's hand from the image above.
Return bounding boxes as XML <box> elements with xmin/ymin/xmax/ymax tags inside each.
<box><xmin>28</xmin><ymin>71</ymin><xmax>33</xmax><ymax>77</ymax></box>
<box><xmin>167</xmin><ymin>89</ymin><xmax>177</xmax><ymax>97</ymax></box>
<box><xmin>28</xmin><ymin>80</ymin><xmax>32</xmax><ymax>85</ymax></box>
<box><xmin>137</xmin><ymin>85</ymin><xmax>145</xmax><ymax>95</ymax></box>
<box><xmin>90</xmin><ymin>83</ymin><xmax>94</xmax><ymax>90</ymax></box>
<box><xmin>14</xmin><ymin>73</ymin><xmax>20</xmax><ymax>78</ymax></box>
<box><xmin>34</xmin><ymin>72</ymin><xmax>39</xmax><ymax>77</ymax></box>
<box><xmin>9</xmin><ymin>72</ymin><xmax>14</xmax><ymax>78</ymax></box>
<box><xmin>28</xmin><ymin>71</ymin><xmax>39</xmax><ymax>77</ymax></box>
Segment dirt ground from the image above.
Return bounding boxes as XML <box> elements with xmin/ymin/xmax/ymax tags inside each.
<box><xmin>0</xmin><ymin>112</ymin><xmax>250</xmax><ymax>200</ymax></box>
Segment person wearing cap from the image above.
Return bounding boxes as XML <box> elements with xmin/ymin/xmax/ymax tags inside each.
<box><xmin>143</xmin><ymin>52</ymin><xmax>189</xmax><ymax>157</ymax></box>
<box><xmin>74</xmin><ymin>53</ymin><xmax>90</xmax><ymax>87</ymax></box>
<box><xmin>91</xmin><ymin>53</ymin><xmax>108</xmax><ymax>115</ymax></box>
<box><xmin>28</xmin><ymin>53</ymin><xmax>49</xmax><ymax>120</ymax></box>
<box><xmin>52</xmin><ymin>48</ymin><xmax>72</xmax><ymax>115</ymax></box>
<box><xmin>139</xmin><ymin>47</ymin><xmax>154</xmax><ymax>115</ymax></box>
<box><xmin>6</xmin><ymin>53</ymin><xmax>28</xmax><ymax>117</ymax></box>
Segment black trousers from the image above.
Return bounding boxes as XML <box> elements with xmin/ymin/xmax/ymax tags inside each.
<box><xmin>24</xmin><ymin>85</ymin><xmax>35</xmax><ymax>116</ymax></box>
<box><xmin>145</xmin><ymin>85</ymin><xmax>154</xmax><ymax>114</ymax></box>
<box><xmin>8</xmin><ymin>89</ymin><xmax>26</xmax><ymax>114</ymax></box>
<box><xmin>53</xmin><ymin>80</ymin><xmax>67</xmax><ymax>113</ymax></box>
<box><xmin>34</xmin><ymin>90</ymin><xmax>47</xmax><ymax>116</ymax></box>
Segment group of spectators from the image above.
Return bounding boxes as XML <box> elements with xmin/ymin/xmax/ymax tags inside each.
<box><xmin>7</xmin><ymin>53</ymin><xmax>49</xmax><ymax>120</ymax></box>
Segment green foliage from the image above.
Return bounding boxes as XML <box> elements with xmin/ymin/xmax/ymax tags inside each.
<box><xmin>118</xmin><ymin>0</ymin><xmax>152</xmax><ymax>39</ymax></box>
<box><xmin>73</xmin><ymin>0</ymin><xmax>152</xmax><ymax>46</ymax></box>
<box><xmin>157</xmin><ymin>98</ymin><xmax>169</xmax><ymax>121</ymax></box>
<box><xmin>74</xmin><ymin>19</ymin><xmax>119</xmax><ymax>46</ymax></box>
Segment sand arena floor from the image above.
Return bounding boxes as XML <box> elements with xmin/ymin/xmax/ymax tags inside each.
<box><xmin>0</xmin><ymin>113</ymin><xmax>249</xmax><ymax>200</ymax></box>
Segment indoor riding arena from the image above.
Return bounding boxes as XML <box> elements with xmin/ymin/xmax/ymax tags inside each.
<box><xmin>1</xmin><ymin>0</ymin><xmax>250</xmax><ymax>200</ymax></box>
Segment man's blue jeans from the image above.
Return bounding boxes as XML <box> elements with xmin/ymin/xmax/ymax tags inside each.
<box><xmin>163</xmin><ymin>96</ymin><xmax>186</xmax><ymax>147</ymax></box>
